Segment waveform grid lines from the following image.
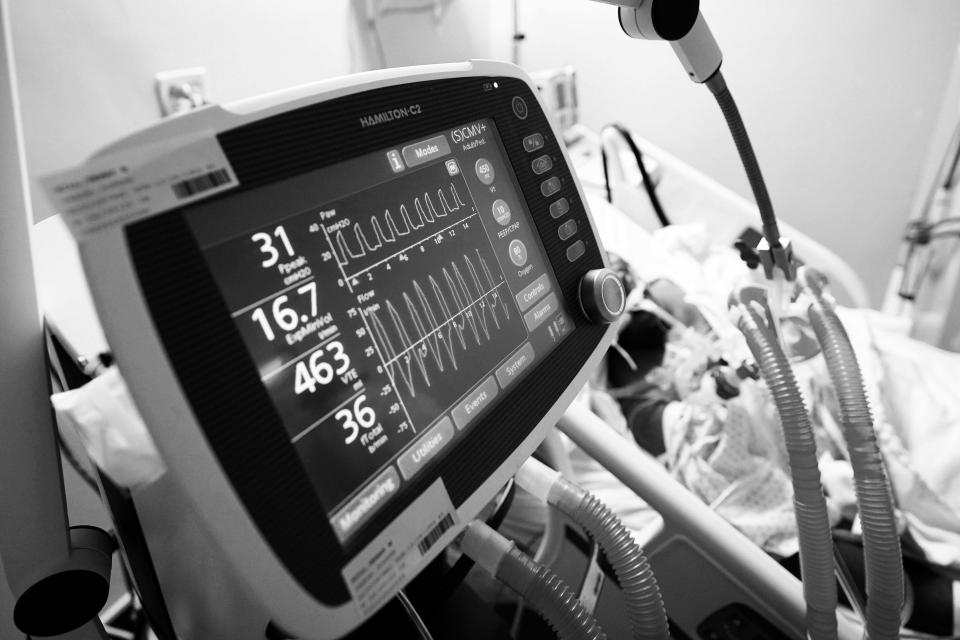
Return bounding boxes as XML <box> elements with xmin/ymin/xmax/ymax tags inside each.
<box><xmin>368</xmin><ymin>249</ymin><xmax>513</xmax><ymax>398</ymax></box>
<box><xmin>335</xmin><ymin>182</ymin><xmax>468</xmax><ymax>267</ymax></box>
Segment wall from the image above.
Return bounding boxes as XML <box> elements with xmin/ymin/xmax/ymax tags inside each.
<box><xmin>12</xmin><ymin>0</ymin><xmax>509</xmax><ymax>222</ymax></box>
<box><xmin>513</xmin><ymin>0</ymin><xmax>960</xmax><ymax>305</ymax></box>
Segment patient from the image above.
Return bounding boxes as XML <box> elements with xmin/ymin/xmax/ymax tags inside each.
<box><xmin>585</xmin><ymin>233</ymin><xmax>960</xmax><ymax>634</ymax></box>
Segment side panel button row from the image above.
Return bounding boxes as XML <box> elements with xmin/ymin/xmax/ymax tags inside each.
<box><xmin>549</xmin><ymin>197</ymin><xmax>570</xmax><ymax>219</ymax></box>
<box><xmin>558</xmin><ymin>219</ymin><xmax>578</xmax><ymax>241</ymax></box>
<box><xmin>540</xmin><ymin>177</ymin><xmax>561</xmax><ymax>197</ymax></box>
<box><xmin>531</xmin><ymin>155</ymin><xmax>553</xmax><ymax>175</ymax></box>
<box><xmin>566</xmin><ymin>240</ymin><xmax>586</xmax><ymax>262</ymax></box>
<box><xmin>523</xmin><ymin>133</ymin><xmax>545</xmax><ymax>153</ymax></box>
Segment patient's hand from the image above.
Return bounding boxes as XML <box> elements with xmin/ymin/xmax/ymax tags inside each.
<box><xmin>646</xmin><ymin>279</ymin><xmax>711</xmax><ymax>333</ymax></box>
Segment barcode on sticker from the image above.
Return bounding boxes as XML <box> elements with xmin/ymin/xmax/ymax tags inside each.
<box><xmin>171</xmin><ymin>168</ymin><xmax>231</xmax><ymax>199</ymax></box>
<box><xmin>417</xmin><ymin>514</ymin><xmax>455</xmax><ymax>555</ymax></box>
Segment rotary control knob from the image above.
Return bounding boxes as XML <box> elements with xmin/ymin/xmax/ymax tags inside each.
<box><xmin>578</xmin><ymin>268</ymin><xmax>626</xmax><ymax>324</ymax></box>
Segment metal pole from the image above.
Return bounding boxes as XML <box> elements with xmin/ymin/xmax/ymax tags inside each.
<box><xmin>0</xmin><ymin>0</ymin><xmax>73</xmax><ymax>612</ymax></box>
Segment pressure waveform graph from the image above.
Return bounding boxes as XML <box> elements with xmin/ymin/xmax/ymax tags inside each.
<box><xmin>367</xmin><ymin>249</ymin><xmax>525</xmax><ymax>399</ymax></box>
<box><xmin>334</xmin><ymin>180</ymin><xmax>471</xmax><ymax>277</ymax></box>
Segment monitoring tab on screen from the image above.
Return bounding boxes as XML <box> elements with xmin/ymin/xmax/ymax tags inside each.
<box><xmin>67</xmin><ymin>61</ymin><xmax>616</xmax><ymax>638</ymax></box>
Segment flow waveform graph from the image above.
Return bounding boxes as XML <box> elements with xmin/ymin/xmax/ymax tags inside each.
<box><xmin>334</xmin><ymin>181</ymin><xmax>470</xmax><ymax>274</ymax></box>
<box><xmin>368</xmin><ymin>250</ymin><xmax>516</xmax><ymax>398</ymax></box>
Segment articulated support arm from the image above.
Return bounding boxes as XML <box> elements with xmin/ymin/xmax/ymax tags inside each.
<box><xmin>589</xmin><ymin>0</ymin><xmax>796</xmax><ymax>280</ymax></box>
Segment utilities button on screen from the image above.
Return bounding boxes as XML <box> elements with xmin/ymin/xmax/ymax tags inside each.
<box><xmin>492</xmin><ymin>199</ymin><xmax>512</xmax><ymax>226</ymax></box>
<box><xmin>508</xmin><ymin>239</ymin><xmax>528</xmax><ymax>266</ymax></box>
<box><xmin>531</xmin><ymin>155</ymin><xmax>553</xmax><ymax>175</ymax></box>
<box><xmin>396</xmin><ymin>417</ymin><xmax>455</xmax><ymax>480</ymax></box>
<box><xmin>475</xmin><ymin>158</ymin><xmax>495</xmax><ymax>185</ymax></box>
<box><xmin>512</xmin><ymin>96</ymin><xmax>529</xmax><ymax>119</ymax></box>
<box><xmin>558</xmin><ymin>219</ymin><xmax>578</xmax><ymax>241</ymax></box>
<box><xmin>523</xmin><ymin>133</ymin><xmax>545</xmax><ymax>153</ymax></box>
<box><xmin>515</xmin><ymin>273</ymin><xmax>551</xmax><ymax>311</ymax></box>
<box><xmin>524</xmin><ymin>292</ymin><xmax>560</xmax><ymax>332</ymax></box>
<box><xmin>540</xmin><ymin>177</ymin><xmax>561</xmax><ymax>197</ymax></box>
<box><xmin>566</xmin><ymin>240</ymin><xmax>586</xmax><ymax>262</ymax></box>
<box><xmin>495</xmin><ymin>342</ymin><xmax>536</xmax><ymax>389</ymax></box>
<box><xmin>452</xmin><ymin>377</ymin><xmax>500</xmax><ymax>430</ymax></box>
<box><xmin>549</xmin><ymin>197</ymin><xmax>570</xmax><ymax>219</ymax></box>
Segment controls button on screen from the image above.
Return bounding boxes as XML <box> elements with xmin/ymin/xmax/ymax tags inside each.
<box><xmin>523</xmin><ymin>133</ymin><xmax>545</xmax><ymax>153</ymax></box>
<box><xmin>515</xmin><ymin>273</ymin><xmax>551</xmax><ymax>312</ymax></box>
<box><xmin>532</xmin><ymin>155</ymin><xmax>553</xmax><ymax>176</ymax></box>
<box><xmin>495</xmin><ymin>342</ymin><xmax>536</xmax><ymax>389</ymax></box>
<box><xmin>402</xmin><ymin>134</ymin><xmax>452</xmax><ymax>168</ymax></box>
<box><xmin>524</xmin><ymin>292</ymin><xmax>560</xmax><ymax>332</ymax></box>
<box><xmin>452</xmin><ymin>377</ymin><xmax>500</xmax><ymax>430</ymax></box>
<box><xmin>558</xmin><ymin>219</ymin><xmax>578</xmax><ymax>241</ymax></box>
<box><xmin>549</xmin><ymin>198</ymin><xmax>570</xmax><ymax>219</ymax></box>
<box><xmin>397</xmin><ymin>417</ymin><xmax>455</xmax><ymax>480</ymax></box>
<box><xmin>566</xmin><ymin>240</ymin><xmax>586</xmax><ymax>262</ymax></box>
<box><xmin>540</xmin><ymin>177</ymin><xmax>561</xmax><ymax>197</ymax></box>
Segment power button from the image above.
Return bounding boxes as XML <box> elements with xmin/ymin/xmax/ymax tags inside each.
<box><xmin>511</xmin><ymin>96</ymin><xmax>528</xmax><ymax>120</ymax></box>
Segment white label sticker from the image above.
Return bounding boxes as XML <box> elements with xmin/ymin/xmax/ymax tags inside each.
<box><xmin>341</xmin><ymin>479</ymin><xmax>459</xmax><ymax>618</ymax></box>
<box><xmin>40</xmin><ymin>130</ymin><xmax>238</xmax><ymax>242</ymax></box>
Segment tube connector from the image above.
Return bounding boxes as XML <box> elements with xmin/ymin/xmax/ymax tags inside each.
<box><xmin>758</xmin><ymin>237</ymin><xmax>796</xmax><ymax>281</ymax></box>
<box><xmin>515</xmin><ymin>457</ymin><xmax>563</xmax><ymax>504</ymax></box>
<box><xmin>458</xmin><ymin>520</ymin><xmax>513</xmax><ymax>577</ymax></box>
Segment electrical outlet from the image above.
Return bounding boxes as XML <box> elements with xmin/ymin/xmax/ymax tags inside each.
<box><xmin>155</xmin><ymin>67</ymin><xmax>207</xmax><ymax>117</ymax></box>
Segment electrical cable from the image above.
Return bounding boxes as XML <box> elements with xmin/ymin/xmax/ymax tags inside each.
<box><xmin>704</xmin><ymin>71</ymin><xmax>782</xmax><ymax>251</ymax></box>
<box><xmin>599</xmin><ymin>124</ymin><xmax>671</xmax><ymax>227</ymax></box>
<box><xmin>600</xmin><ymin>141</ymin><xmax>614</xmax><ymax>204</ymax></box>
<box><xmin>396</xmin><ymin>590</ymin><xmax>435</xmax><ymax>640</ymax></box>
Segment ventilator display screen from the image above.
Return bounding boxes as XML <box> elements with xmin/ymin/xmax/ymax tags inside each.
<box><xmin>187</xmin><ymin>119</ymin><xmax>572</xmax><ymax>542</ymax></box>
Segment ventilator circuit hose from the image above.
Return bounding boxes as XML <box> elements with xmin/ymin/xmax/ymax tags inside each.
<box><xmin>459</xmin><ymin>520</ymin><xmax>606</xmax><ymax>640</ymax></box>
<box><xmin>516</xmin><ymin>458</ymin><xmax>670</xmax><ymax>639</ymax></box>
<box><xmin>732</xmin><ymin>300</ymin><xmax>838</xmax><ymax>640</ymax></box>
<box><xmin>799</xmin><ymin>269</ymin><xmax>904</xmax><ymax>640</ymax></box>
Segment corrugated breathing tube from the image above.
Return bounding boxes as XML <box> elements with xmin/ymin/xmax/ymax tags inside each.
<box><xmin>459</xmin><ymin>520</ymin><xmax>606</xmax><ymax>640</ymax></box>
<box><xmin>799</xmin><ymin>267</ymin><xmax>904</xmax><ymax>640</ymax></box>
<box><xmin>516</xmin><ymin>458</ymin><xmax>669</xmax><ymax>639</ymax></box>
<box><xmin>731</xmin><ymin>293</ymin><xmax>838</xmax><ymax>640</ymax></box>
